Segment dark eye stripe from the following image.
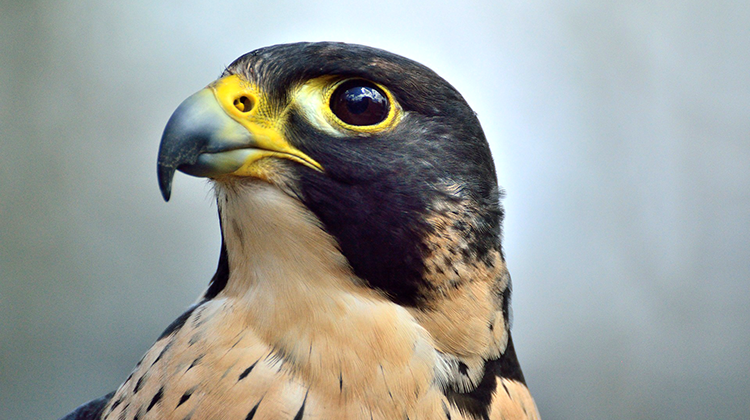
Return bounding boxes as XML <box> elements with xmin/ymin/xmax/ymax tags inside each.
<box><xmin>330</xmin><ymin>80</ymin><xmax>389</xmax><ymax>126</ymax></box>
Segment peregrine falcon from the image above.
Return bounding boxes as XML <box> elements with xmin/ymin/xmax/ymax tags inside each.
<box><xmin>61</xmin><ymin>42</ymin><xmax>540</xmax><ymax>420</ymax></box>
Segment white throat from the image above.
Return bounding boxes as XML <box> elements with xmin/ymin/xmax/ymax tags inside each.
<box><xmin>211</xmin><ymin>180</ymin><xmax>442</xmax><ymax>408</ymax></box>
<box><xmin>216</xmin><ymin>180</ymin><xmax>355</xmax><ymax>299</ymax></box>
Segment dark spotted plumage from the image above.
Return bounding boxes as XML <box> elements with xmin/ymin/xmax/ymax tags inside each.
<box><xmin>60</xmin><ymin>42</ymin><xmax>539</xmax><ymax>420</ymax></box>
<box><xmin>238</xmin><ymin>361</ymin><xmax>257</xmax><ymax>381</ymax></box>
<box><xmin>176</xmin><ymin>390</ymin><xmax>192</xmax><ymax>408</ymax></box>
<box><xmin>245</xmin><ymin>401</ymin><xmax>260</xmax><ymax>420</ymax></box>
<box><xmin>146</xmin><ymin>388</ymin><xmax>164</xmax><ymax>412</ymax></box>
<box><xmin>445</xmin><ymin>338</ymin><xmax>527</xmax><ymax>420</ymax></box>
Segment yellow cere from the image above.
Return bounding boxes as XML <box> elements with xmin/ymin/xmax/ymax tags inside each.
<box><xmin>209</xmin><ymin>75</ymin><xmax>323</xmax><ymax>174</ymax></box>
<box><xmin>293</xmin><ymin>76</ymin><xmax>403</xmax><ymax>137</ymax></box>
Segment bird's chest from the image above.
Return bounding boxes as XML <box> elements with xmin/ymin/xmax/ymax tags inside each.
<box><xmin>99</xmin><ymin>294</ymin><xmax>449</xmax><ymax>420</ymax></box>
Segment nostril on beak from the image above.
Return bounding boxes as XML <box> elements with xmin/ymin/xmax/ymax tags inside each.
<box><xmin>233</xmin><ymin>96</ymin><xmax>254</xmax><ymax>113</ymax></box>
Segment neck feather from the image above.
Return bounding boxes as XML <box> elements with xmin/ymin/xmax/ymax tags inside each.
<box><xmin>213</xmin><ymin>181</ymin><xmax>440</xmax><ymax>405</ymax></box>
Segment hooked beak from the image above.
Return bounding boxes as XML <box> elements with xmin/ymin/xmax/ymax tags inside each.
<box><xmin>157</xmin><ymin>75</ymin><xmax>323</xmax><ymax>201</ymax></box>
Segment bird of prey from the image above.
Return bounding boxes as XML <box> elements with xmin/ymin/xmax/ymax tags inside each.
<box><xmin>61</xmin><ymin>42</ymin><xmax>540</xmax><ymax>420</ymax></box>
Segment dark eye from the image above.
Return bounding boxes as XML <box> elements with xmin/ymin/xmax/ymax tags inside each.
<box><xmin>329</xmin><ymin>80</ymin><xmax>390</xmax><ymax>126</ymax></box>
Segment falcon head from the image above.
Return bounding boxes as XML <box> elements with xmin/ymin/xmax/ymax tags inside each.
<box><xmin>60</xmin><ymin>43</ymin><xmax>537</xmax><ymax>420</ymax></box>
<box><xmin>157</xmin><ymin>42</ymin><xmax>505</xmax><ymax>309</ymax></box>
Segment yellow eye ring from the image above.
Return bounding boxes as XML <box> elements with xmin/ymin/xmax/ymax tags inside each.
<box><xmin>323</xmin><ymin>78</ymin><xmax>401</xmax><ymax>134</ymax></box>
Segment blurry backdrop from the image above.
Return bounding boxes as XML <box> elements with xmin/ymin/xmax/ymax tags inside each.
<box><xmin>1</xmin><ymin>1</ymin><xmax>748</xmax><ymax>419</ymax></box>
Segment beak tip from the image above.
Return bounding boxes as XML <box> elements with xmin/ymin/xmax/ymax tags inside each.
<box><xmin>157</xmin><ymin>163</ymin><xmax>175</xmax><ymax>202</ymax></box>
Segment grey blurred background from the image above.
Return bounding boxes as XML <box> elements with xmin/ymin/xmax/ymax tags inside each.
<box><xmin>2</xmin><ymin>1</ymin><xmax>748</xmax><ymax>419</ymax></box>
